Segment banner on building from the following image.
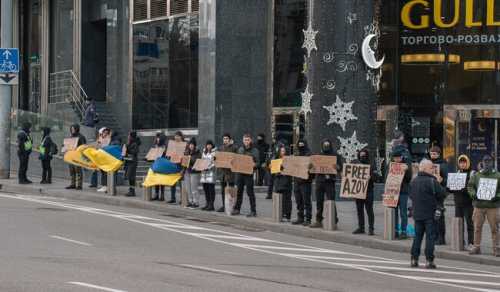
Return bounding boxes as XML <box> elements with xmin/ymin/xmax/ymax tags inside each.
<box><xmin>281</xmin><ymin>156</ymin><xmax>311</xmax><ymax>180</ymax></box>
<box><xmin>383</xmin><ymin>162</ymin><xmax>408</xmax><ymax>207</ymax></box>
<box><xmin>310</xmin><ymin>155</ymin><xmax>337</xmax><ymax>174</ymax></box>
<box><xmin>476</xmin><ymin>178</ymin><xmax>498</xmax><ymax>201</ymax></box>
<box><xmin>340</xmin><ymin>163</ymin><xmax>371</xmax><ymax>199</ymax></box>
<box><xmin>447</xmin><ymin>173</ymin><xmax>467</xmax><ymax>191</ymax></box>
<box><xmin>166</xmin><ymin>140</ymin><xmax>187</xmax><ymax>163</ymax></box>
<box><xmin>214</xmin><ymin>152</ymin><xmax>235</xmax><ymax>169</ymax></box>
<box><xmin>230</xmin><ymin>154</ymin><xmax>255</xmax><ymax>175</ymax></box>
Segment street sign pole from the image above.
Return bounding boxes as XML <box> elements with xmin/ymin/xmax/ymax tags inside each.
<box><xmin>0</xmin><ymin>0</ymin><xmax>13</xmax><ymax>178</ymax></box>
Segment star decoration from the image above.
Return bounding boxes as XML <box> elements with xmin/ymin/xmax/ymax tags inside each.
<box><xmin>337</xmin><ymin>131</ymin><xmax>368</xmax><ymax>163</ymax></box>
<box><xmin>302</xmin><ymin>22</ymin><xmax>318</xmax><ymax>58</ymax></box>
<box><xmin>322</xmin><ymin>95</ymin><xmax>357</xmax><ymax>131</ymax></box>
<box><xmin>300</xmin><ymin>84</ymin><xmax>313</xmax><ymax>115</ymax></box>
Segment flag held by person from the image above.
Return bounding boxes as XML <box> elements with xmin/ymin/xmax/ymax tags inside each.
<box><xmin>63</xmin><ymin>145</ymin><xmax>98</xmax><ymax>170</ymax></box>
<box><xmin>143</xmin><ymin>157</ymin><xmax>183</xmax><ymax>187</ymax></box>
<box><xmin>83</xmin><ymin>145</ymin><xmax>124</xmax><ymax>173</ymax></box>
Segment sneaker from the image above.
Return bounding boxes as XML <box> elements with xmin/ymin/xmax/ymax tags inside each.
<box><xmin>167</xmin><ymin>199</ymin><xmax>176</xmax><ymax>204</ymax></box>
<box><xmin>425</xmin><ymin>260</ymin><xmax>437</xmax><ymax>269</ymax></box>
<box><xmin>97</xmin><ymin>186</ymin><xmax>108</xmax><ymax>193</ymax></box>
<box><xmin>246</xmin><ymin>212</ymin><xmax>257</xmax><ymax>218</ymax></box>
<box><xmin>303</xmin><ymin>220</ymin><xmax>311</xmax><ymax>226</ymax></box>
<box><xmin>201</xmin><ymin>205</ymin><xmax>209</xmax><ymax>211</ymax></box>
<box><xmin>410</xmin><ymin>257</ymin><xmax>419</xmax><ymax>268</ymax></box>
<box><xmin>192</xmin><ymin>203</ymin><xmax>199</xmax><ymax>208</ymax></box>
<box><xmin>281</xmin><ymin>217</ymin><xmax>290</xmax><ymax>223</ymax></box>
<box><xmin>40</xmin><ymin>180</ymin><xmax>48</xmax><ymax>184</ymax></box>
<box><xmin>231</xmin><ymin>210</ymin><xmax>240</xmax><ymax>216</ymax></box>
<box><xmin>469</xmin><ymin>246</ymin><xmax>481</xmax><ymax>255</ymax></box>
<box><xmin>399</xmin><ymin>233</ymin><xmax>408</xmax><ymax>240</ymax></box>
<box><xmin>309</xmin><ymin>222</ymin><xmax>323</xmax><ymax>228</ymax></box>
<box><xmin>292</xmin><ymin>219</ymin><xmax>304</xmax><ymax>225</ymax></box>
<box><xmin>368</xmin><ymin>229</ymin><xmax>375</xmax><ymax>236</ymax></box>
<box><xmin>265</xmin><ymin>195</ymin><xmax>272</xmax><ymax>200</ymax></box>
<box><xmin>65</xmin><ymin>185</ymin><xmax>76</xmax><ymax>189</ymax></box>
<box><xmin>352</xmin><ymin>228</ymin><xmax>365</xmax><ymax>235</ymax></box>
<box><xmin>75</xmin><ymin>186</ymin><xmax>83</xmax><ymax>190</ymax></box>
<box><xmin>206</xmin><ymin>206</ymin><xmax>215</xmax><ymax>211</ymax></box>
<box><xmin>217</xmin><ymin>207</ymin><xmax>225</xmax><ymax>213</ymax></box>
<box><xmin>88</xmin><ymin>184</ymin><xmax>97</xmax><ymax>188</ymax></box>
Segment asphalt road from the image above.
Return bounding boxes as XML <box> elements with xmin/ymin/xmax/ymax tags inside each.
<box><xmin>1</xmin><ymin>192</ymin><xmax>499</xmax><ymax>292</ymax></box>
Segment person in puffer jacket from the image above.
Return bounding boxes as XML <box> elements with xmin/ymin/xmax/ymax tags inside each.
<box><xmin>201</xmin><ymin>140</ymin><xmax>217</xmax><ymax>211</ymax></box>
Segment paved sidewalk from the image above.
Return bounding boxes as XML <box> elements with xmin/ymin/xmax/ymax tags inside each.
<box><xmin>1</xmin><ymin>175</ymin><xmax>499</xmax><ymax>267</ymax></box>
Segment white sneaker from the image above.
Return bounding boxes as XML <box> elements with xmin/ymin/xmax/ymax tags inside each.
<box><xmin>97</xmin><ymin>186</ymin><xmax>108</xmax><ymax>193</ymax></box>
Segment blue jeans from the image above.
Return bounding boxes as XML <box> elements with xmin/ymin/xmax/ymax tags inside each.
<box><xmin>395</xmin><ymin>192</ymin><xmax>408</xmax><ymax>235</ymax></box>
<box><xmin>411</xmin><ymin>218</ymin><xmax>436</xmax><ymax>260</ymax></box>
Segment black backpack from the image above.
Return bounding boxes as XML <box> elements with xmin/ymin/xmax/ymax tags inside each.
<box><xmin>50</xmin><ymin>141</ymin><xmax>58</xmax><ymax>155</ymax></box>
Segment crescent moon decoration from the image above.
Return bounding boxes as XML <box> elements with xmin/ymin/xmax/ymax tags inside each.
<box><xmin>362</xmin><ymin>34</ymin><xmax>385</xmax><ymax>69</ymax></box>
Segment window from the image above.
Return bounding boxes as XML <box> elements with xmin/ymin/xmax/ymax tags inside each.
<box><xmin>151</xmin><ymin>0</ymin><xmax>167</xmax><ymax>18</ymax></box>
<box><xmin>134</xmin><ymin>0</ymin><xmax>148</xmax><ymax>21</ymax></box>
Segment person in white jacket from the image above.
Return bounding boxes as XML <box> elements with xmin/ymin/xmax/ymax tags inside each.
<box><xmin>201</xmin><ymin>140</ymin><xmax>217</xmax><ymax>211</ymax></box>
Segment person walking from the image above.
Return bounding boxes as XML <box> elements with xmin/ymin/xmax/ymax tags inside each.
<box><xmin>39</xmin><ymin>127</ymin><xmax>56</xmax><ymax>184</ymax></box>
<box><xmin>201</xmin><ymin>140</ymin><xmax>217</xmax><ymax>211</ymax></box>
<box><xmin>292</xmin><ymin>139</ymin><xmax>313</xmax><ymax>226</ymax></box>
<box><xmin>391</xmin><ymin>145</ymin><xmax>413</xmax><ymax>239</ymax></box>
<box><xmin>274</xmin><ymin>145</ymin><xmax>293</xmax><ymax>222</ymax></box>
<box><xmin>124</xmin><ymin>131</ymin><xmax>141</xmax><ymax>197</ymax></box>
<box><xmin>429</xmin><ymin>145</ymin><xmax>449</xmax><ymax>245</ymax></box>
<box><xmin>218</xmin><ymin>133</ymin><xmax>238</xmax><ymax>212</ymax></box>
<box><xmin>468</xmin><ymin>155</ymin><xmax>500</xmax><ymax>257</ymax></box>
<box><xmin>410</xmin><ymin>159</ymin><xmax>446</xmax><ymax>269</ymax></box>
<box><xmin>184</xmin><ymin>138</ymin><xmax>202</xmax><ymax>208</ymax></box>
<box><xmin>17</xmin><ymin>122</ymin><xmax>33</xmax><ymax>184</ymax></box>
<box><xmin>167</xmin><ymin>131</ymin><xmax>185</xmax><ymax>204</ymax></box>
<box><xmin>311</xmin><ymin>140</ymin><xmax>340</xmax><ymax>228</ymax></box>
<box><xmin>66</xmin><ymin>124</ymin><xmax>86</xmax><ymax>190</ymax></box>
<box><xmin>232</xmin><ymin>134</ymin><xmax>260</xmax><ymax>217</ymax></box>
<box><xmin>353</xmin><ymin>149</ymin><xmax>376</xmax><ymax>236</ymax></box>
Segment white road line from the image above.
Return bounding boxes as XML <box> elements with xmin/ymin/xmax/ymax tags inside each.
<box><xmin>67</xmin><ymin>282</ymin><xmax>127</xmax><ymax>292</ymax></box>
<box><xmin>188</xmin><ymin>233</ymin><xmax>273</xmax><ymax>241</ymax></box>
<box><xmin>179</xmin><ymin>264</ymin><xmax>244</xmax><ymax>276</ymax></box>
<box><xmin>232</xmin><ymin>244</ymin><xmax>347</xmax><ymax>253</ymax></box>
<box><xmin>286</xmin><ymin>254</ymin><xmax>407</xmax><ymax>264</ymax></box>
<box><xmin>407</xmin><ymin>276</ymin><xmax>500</xmax><ymax>287</ymax></box>
<box><xmin>347</xmin><ymin>264</ymin><xmax>500</xmax><ymax>278</ymax></box>
<box><xmin>50</xmin><ymin>235</ymin><xmax>92</xmax><ymax>247</ymax></box>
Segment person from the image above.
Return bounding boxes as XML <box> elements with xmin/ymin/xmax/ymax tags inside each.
<box><xmin>124</xmin><ymin>131</ymin><xmax>141</xmax><ymax>197</ymax></box>
<box><xmin>265</xmin><ymin>139</ymin><xmax>279</xmax><ymax>200</ymax></box>
<box><xmin>256</xmin><ymin>134</ymin><xmax>269</xmax><ymax>186</ymax></box>
<box><xmin>468</xmin><ymin>155</ymin><xmax>500</xmax><ymax>257</ymax></box>
<box><xmin>311</xmin><ymin>140</ymin><xmax>340</xmax><ymax>228</ymax></box>
<box><xmin>66</xmin><ymin>124</ymin><xmax>86</xmax><ymax>190</ymax></box>
<box><xmin>184</xmin><ymin>138</ymin><xmax>202</xmax><ymax>208</ymax></box>
<box><xmin>201</xmin><ymin>140</ymin><xmax>217</xmax><ymax>211</ymax></box>
<box><xmin>274</xmin><ymin>145</ymin><xmax>293</xmax><ymax>222</ymax></box>
<box><xmin>410</xmin><ymin>159</ymin><xmax>446</xmax><ymax>269</ymax></box>
<box><xmin>83</xmin><ymin>99</ymin><xmax>98</xmax><ymax>128</ymax></box>
<box><xmin>96</xmin><ymin>128</ymin><xmax>111</xmax><ymax>192</ymax></box>
<box><xmin>353</xmin><ymin>149</ymin><xmax>376</xmax><ymax>235</ymax></box>
<box><xmin>218</xmin><ymin>133</ymin><xmax>238</xmax><ymax>212</ymax></box>
<box><xmin>39</xmin><ymin>127</ymin><xmax>56</xmax><ymax>184</ymax></box>
<box><xmin>17</xmin><ymin>122</ymin><xmax>33</xmax><ymax>184</ymax></box>
<box><xmin>292</xmin><ymin>139</ymin><xmax>313</xmax><ymax>226</ymax></box>
<box><xmin>152</xmin><ymin>132</ymin><xmax>167</xmax><ymax>201</ymax></box>
<box><xmin>232</xmin><ymin>134</ymin><xmax>260</xmax><ymax>217</ymax></box>
<box><xmin>429</xmin><ymin>145</ymin><xmax>449</xmax><ymax>245</ymax></box>
<box><xmin>391</xmin><ymin>145</ymin><xmax>413</xmax><ymax>239</ymax></box>
<box><xmin>167</xmin><ymin>131</ymin><xmax>185</xmax><ymax>204</ymax></box>
<box><xmin>448</xmin><ymin>155</ymin><xmax>474</xmax><ymax>249</ymax></box>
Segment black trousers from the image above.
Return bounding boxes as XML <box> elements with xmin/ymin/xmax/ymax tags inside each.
<box><xmin>355</xmin><ymin>191</ymin><xmax>374</xmax><ymax>231</ymax></box>
<box><xmin>294</xmin><ymin>182</ymin><xmax>312</xmax><ymax>221</ymax></box>
<box><xmin>41</xmin><ymin>159</ymin><xmax>52</xmax><ymax>182</ymax></box>
<box><xmin>18</xmin><ymin>154</ymin><xmax>29</xmax><ymax>182</ymax></box>
<box><xmin>221</xmin><ymin>180</ymin><xmax>235</xmax><ymax>207</ymax></box>
<box><xmin>203</xmin><ymin>183</ymin><xmax>216</xmax><ymax>206</ymax></box>
<box><xmin>267</xmin><ymin>175</ymin><xmax>275</xmax><ymax>196</ymax></box>
<box><xmin>456</xmin><ymin>204</ymin><xmax>474</xmax><ymax>246</ymax></box>
<box><xmin>155</xmin><ymin>186</ymin><xmax>165</xmax><ymax>198</ymax></box>
<box><xmin>280</xmin><ymin>190</ymin><xmax>292</xmax><ymax>219</ymax></box>
<box><xmin>126</xmin><ymin>161</ymin><xmax>137</xmax><ymax>187</ymax></box>
<box><xmin>434</xmin><ymin>210</ymin><xmax>446</xmax><ymax>245</ymax></box>
<box><xmin>315</xmin><ymin>180</ymin><xmax>337</xmax><ymax>223</ymax></box>
<box><xmin>235</xmin><ymin>174</ymin><xmax>256</xmax><ymax>213</ymax></box>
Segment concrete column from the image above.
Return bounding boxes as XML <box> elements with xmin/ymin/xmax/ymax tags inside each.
<box><xmin>384</xmin><ymin>207</ymin><xmax>395</xmax><ymax>240</ymax></box>
<box><xmin>181</xmin><ymin>183</ymin><xmax>188</xmax><ymax>207</ymax></box>
<box><xmin>451</xmin><ymin>217</ymin><xmax>464</xmax><ymax>251</ymax></box>
<box><xmin>323</xmin><ymin>200</ymin><xmax>338</xmax><ymax>231</ymax></box>
<box><xmin>143</xmin><ymin>186</ymin><xmax>152</xmax><ymax>201</ymax></box>
<box><xmin>107</xmin><ymin>172</ymin><xmax>116</xmax><ymax>196</ymax></box>
<box><xmin>40</xmin><ymin>0</ymin><xmax>50</xmax><ymax>113</ymax></box>
<box><xmin>272</xmin><ymin>192</ymin><xmax>283</xmax><ymax>223</ymax></box>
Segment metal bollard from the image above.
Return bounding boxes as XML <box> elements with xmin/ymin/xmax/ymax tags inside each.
<box><xmin>181</xmin><ymin>183</ymin><xmax>189</xmax><ymax>207</ymax></box>
<box><xmin>451</xmin><ymin>217</ymin><xmax>464</xmax><ymax>251</ymax></box>
<box><xmin>272</xmin><ymin>192</ymin><xmax>283</xmax><ymax>223</ymax></box>
<box><xmin>384</xmin><ymin>207</ymin><xmax>395</xmax><ymax>240</ymax></box>
<box><xmin>323</xmin><ymin>200</ymin><xmax>337</xmax><ymax>231</ymax></box>
<box><xmin>107</xmin><ymin>171</ymin><xmax>116</xmax><ymax>196</ymax></box>
<box><xmin>143</xmin><ymin>186</ymin><xmax>152</xmax><ymax>201</ymax></box>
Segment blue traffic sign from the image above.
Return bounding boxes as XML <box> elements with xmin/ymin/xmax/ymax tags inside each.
<box><xmin>0</xmin><ymin>48</ymin><xmax>19</xmax><ymax>74</ymax></box>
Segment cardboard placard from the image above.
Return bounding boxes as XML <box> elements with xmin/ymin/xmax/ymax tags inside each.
<box><xmin>476</xmin><ymin>178</ymin><xmax>498</xmax><ymax>201</ymax></box>
<box><xmin>270</xmin><ymin>159</ymin><xmax>283</xmax><ymax>174</ymax></box>
<box><xmin>181</xmin><ymin>155</ymin><xmax>191</xmax><ymax>168</ymax></box>
<box><xmin>447</xmin><ymin>173</ymin><xmax>467</xmax><ymax>191</ymax></box>
<box><xmin>214</xmin><ymin>152</ymin><xmax>235</xmax><ymax>169</ymax></box>
<box><xmin>145</xmin><ymin>147</ymin><xmax>165</xmax><ymax>161</ymax></box>
<box><xmin>166</xmin><ymin>140</ymin><xmax>187</xmax><ymax>162</ymax></box>
<box><xmin>281</xmin><ymin>156</ymin><xmax>311</xmax><ymax>180</ymax></box>
<box><xmin>383</xmin><ymin>162</ymin><xmax>408</xmax><ymax>207</ymax></box>
<box><xmin>193</xmin><ymin>159</ymin><xmax>210</xmax><ymax>171</ymax></box>
<box><xmin>340</xmin><ymin>163</ymin><xmax>371</xmax><ymax>199</ymax></box>
<box><xmin>230</xmin><ymin>154</ymin><xmax>255</xmax><ymax>175</ymax></box>
<box><xmin>62</xmin><ymin>137</ymin><xmax>79</xmax><ymax>153</ymax></box>
<box><xmin>310</xmin><ymin>155</ymin><xmax>337</xmax><ymax>174</ymax></box>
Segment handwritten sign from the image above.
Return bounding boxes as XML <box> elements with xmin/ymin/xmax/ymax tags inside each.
<box><xmin>340</xmin><ymin>163</ymin><xmax>371</xmax><ymax>199</ymax></box>
<box><xmin>61</xmin><ymin>137</ymin><xmax>79</xmax><ymax>153</ymax></box>
<box><xmin>145</xmin><ymin>147</ymin><xmax>165</xmax><ymax>161</ymax></box>
<box><xmin>447</xmin><ymin>173</ymin><xmax>467</xmax><ymax>191</ymax></box>
<box><xmin>181</xmin><ymin>155</ymin><xmax>191</xmax><ymax>168</ymax></box>
<box><xmin>383</xmin><ymin>162</ymin><xmax>408</xmax><ymax>207</ymax></box>
<box><xmin>166</xmin><ymin>140</ymin><xmax>187</xmax><ymax>163</ymax></box>
<box><xmin>230</xmin><ymin>154</ymin><xmax>255</xmax><ymax>175</ymax></box>
<box><xmin>281</xmin><ymin>156</ymin><xmax>310</xmax><ymax>180</ymax></box>
<box><xmin>193</xmin><ymin>159</ymin><xmax>210</xmax><ymax>171</ymax></box>
<box><xmin>310</xmin><ymin>155</ymin><xmax>337</xmax><ymax>174</ymax></box>
<box><xmin>214</xmin><ymin>152</ymin><xmax>235</xmax><ymax>169</ymax></box>
<box><xmin>270</xmin><ymin>159</ymin><xmax>283</xmax><ymax>174</ymax></box>
<box><xmin>477</xmin><ymin>178</ymin><xmax>498</xmax><ymax>201</ymax></box>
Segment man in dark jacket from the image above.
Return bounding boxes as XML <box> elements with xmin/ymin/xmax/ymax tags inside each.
<box><xmin>256</xmin><ymin>134</ymin><xmax>269</xmax><ymax>186</ymax></box>
<box><xmin>410</xmin><ymin>159</ymin><xmax>446</xmax><ymax>269</ymax></box>
<box><xmin>429</xmin><ymin>145</ymin><xmax>449</xmax><ymax>245</ymax></box>
<box><xmin>311</xmin><ymin>139</ymin><xmax>340</xmax><ymax>228</ymax></box>
<box><xmin>232</xmin><ymin>134</ymin><xmax>260</xmax><ymax>217</ymax></box>
<box><xmin>353</xmin><ymin>149</ymin><xmax>376</xmax><ymax>235</ymax></box>
<box><xmin>17</xmin><ymin>122</ymin><xmax>33</xmax><ymax>184</ymax></box>
<box><xmin>292</xmin><ymin>139</ymin><xmax>313</xmax><ymax>226</ymax></box>
<box><xmin>124</xmin><ymin>131</ymin><xmax>141</xmax><ymax>197</ymax></box>
<box><xmin>83</xmin><ymin>99</ymin><xmax>97</xmax><ymax>128</ymax></box>
<box><xmin>218</xmin><ymin>133</ymin><xmax>238</xmax><ymax>212</ymax></box>
<box><xmin>66</xmin><ymin>124</ymin><xmax>87</xmax><ymax>190</ymax></box>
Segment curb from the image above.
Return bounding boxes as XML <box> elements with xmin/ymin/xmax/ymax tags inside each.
<box><xmin>1</xmin><ymin>182</ymin><xmax>499</xmax><ymax>267</ymax></box>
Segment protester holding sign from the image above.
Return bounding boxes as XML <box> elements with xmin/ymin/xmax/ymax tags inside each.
<box><xmin>151</xmin><ymin>133</ymin><xmax>167</xmax><ymax>201</ymax></box>
<box><xmin>217</xmin><ymin>133</ymin><xmax>238</xmax><ymax>213</ymax></box>
<box><xmin>429</xmin><ymin>146</ymin><xmax>449</xmax><ymax>245</ymax></box>
<box><xmin>352</xmin><ymin>149</ymin><xmax>376</xmax><ymax>236</ymax></box>
<box><xmin>183</xmin><ymin>138</ymin><xmax>202</xmax><ymax>208</ymax></box>
<box><xmin>95</xmin><ymin>127</ymin><xmax>111</xmax><ymax>193</ymax></box>
<box><xmin>274</xmin><ymin>145</ymin><xmax>293</xmax><ymax>222</ymax></box>
<box><xmin>292</xmin><ymin>139</ymin><xmax>313</xmax><ymax>226</ymax></box>
<box><xmin>166</xmin><ymin>131</ymin><xmax>185</xmax><ymax>204</ymax></box>
<box><xmin>447</xmin><ymin>155</ymin><xmax>474</xmax><ymax>249</ymax></box>
<box><xmin>232</xmin><ymin>134</ymin><xmax>259</xmax><ymax>217</ymax></box>
<box><xmin>123</xmin><ymin>131</ymin><xmax>141</xmax><ymax>197</ymax></box>
<box><xmin>65</xmin><ymin>124</ymin><xmax>87</xmax><ymax>190</ymax></box>
<box><xmin>391</xmin><ymin>145</ymin><xmax>413</xmax><ymax>239</ymax></box>
<box><xmin>467</xmin><ymin>155</ymin><xmax>500</xmax><ymax>257</ymax></box>
<box><xmin>200</xmin><ymin>140</ymin><xmax>217</xmax><ymax>211</ymax></box>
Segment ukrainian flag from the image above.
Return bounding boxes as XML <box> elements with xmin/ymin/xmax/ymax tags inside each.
<box><xmin>143</xmin><ymin>158</ymin><xmax>182</xmax><ymax>187</ymax></box>
<box><xmin>64</xmin><ymin>145</ymin><xmax>98</xmax><ymax>170</ymax></box>
<box><xmin>83</xmin><ymin>145</ymin><xmax>124</xmax><ymax>173</ymax></box>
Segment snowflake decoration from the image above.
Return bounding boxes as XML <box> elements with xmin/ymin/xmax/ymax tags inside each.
<box><xmin>338</xmin><ymin>131</ymin><xmax>368</xmax><ymax>163</ymax></box>
<box><xmin>322</xmin><ymin>95</ymin><xmax>357</xmax><ymax>131</ymax></box>
<box><xmin>375</xmin><ymin>148</ymin><xmax>385</xmax><ymax>175</ymax></box>
<box><xmin>300</xmin><ymin>84</ymin><xmax>313</xmax><ymax>115</ymax></box>
<box><xmin>302</xmin><ymin>22</ymin><xmax>318</xmax><ymax>58</ymax></box>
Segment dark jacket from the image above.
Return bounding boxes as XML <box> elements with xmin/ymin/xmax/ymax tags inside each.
<box><xmin>70</xmin><ymin>124</ymin><xmax>87</xmax><ymax>146</ymax></box>
<box><xmin>448</xmin><ymin>155</ymin><xmax>473</xmax><ymax>208</ymax></box>
<box><xmin>39</xmin><ymin>127</ymin><xmax>54</xmax><ymax>161</ymax></box>
<box><xmin>17</xmin><ymin>123</ymin><xmax>33</xmax><ymax>157</ymax></box>
<box><xmin>315</xmin><ymin>139</ymin><xmax>340</xmax><ymax>183</ymax></box>
<box><xmin>274</xmin><ymin>147</ymin><xmax>292</xmax><ymax>193</ymax></box>
<box><xmin>237</xmin><ymin>144</ymin><xmax>260</xmax><ymax>174</ymax></box>
<box><xmin>256</xmin><ymin>138</ymin><xmax>269</xmax><ymax>167</ymax></box>
<box><xmin>295</xmin><ymin>139</ymin><xmax>313</xmax><ymax>184</ymax></box>
<box><xmin>185</xmin><ymin>148</ymin><xmax>202</xmax><ymax>174</ymax></box>
<box><xmin>467</xmin><ymin>169</ymin><xmax>500</xmax><ymax>208</ymax></box>
<box><xmin>410</xmin><ymin>172</ymin><xmax>446</xmax><ymax>221</ymax></box>
<box><xmin>125</xmin><ymin>133</ymin><xmax>141</xmax><ymax>162</ymax></box>
<box><xmin>355</xmin><ymin>150</ymin><xmax>377</xmax><ymax>195</ymax></box>
<box><xmin>83</xmin><ymin>102</ymin><xmax>97</xmax><ymax>127</ymax></box>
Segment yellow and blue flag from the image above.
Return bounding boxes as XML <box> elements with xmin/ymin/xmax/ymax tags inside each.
<box><xmin>83</xmin><ymin>145</ymin><xmax>124</xmax><ymax>173</ymax></box>
<box><xmin>63</xmin><ymin>145</ymin><xmax>98</xmax><ymax>170</ymax></box>
<box><xmin>143</xmin><ymin>158</ymin><xmax>182</xmax><ymax>187</ymax></box>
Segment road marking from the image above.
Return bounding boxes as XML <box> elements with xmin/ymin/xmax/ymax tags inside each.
<box><xmin>187</xmin><ymin>233</ymin><xmax>273</xmax><ymax>241</ymax></box>
<box><xmin>67</xmin><ymin>282</ymin><xmax>127</xmax><ymax>292</ymax></box>
<box><xmin>50</xmin><ymin>235</ymin><xmax>92</xmax><ymax>246</ymax></box>
<box><xmin>406</xmin><ymin>277</ymin><xmax>500</xmax><ymax>287</ymax></box>
<box><xmin>346</xmin><ymin>264</ymin><xmax>500</xmax><ymax>278</ymax></box>
<box><xmin>232</xmin><ymin>244</ymin><xmax>348</xmax><ymax>253</ymax></box>
<box><xmin>179</xmin><ymin>264</ymin><xmax>244</xmax><ymax>276</ymax></box>
<box><xmin>286</xmin><ymin>254</ymin><xmax>408</xmax><ymax>264</ymax></box>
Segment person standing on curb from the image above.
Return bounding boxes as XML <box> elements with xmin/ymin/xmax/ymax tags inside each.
<box><xmin>468</xmin><ymin>155</ymin><xmax>500</xmax><ymax>257</ymax></box>
<box><xmin>17</xmin><ymin>122</ymin><xmax>33</xmax><ymax>184</ymax></box>
<box><xmin>167</xmin><ymin>131</ymin><xmax>185</xmax><ymax>204</ymax></box>
<box><xmin>152</xmin><ymin>133</ymin><xmax>167</xmax><ymax>201</ymax></box>
<box><xmin>232</xmin><ymin>134</ymin><xmax>260</xmax><ymax>217</ymax></box>
<box><xmin>410</xmin><ymin>159</ymin><xmax>446</xmax><ymax>269</ymax></box>
<box><xmin>124</xmin><ymin>131</ymin><xmax>141</xmax><ymax>197</ymax></box>
<box><xmin>96</xmin><ymin>128</ymin><xmax>111</xmax><ymax>193</ymax></box>
<box><xmin>39</xmin><ymin>127</ymin><xmax>56</xmax><ymax>184</ymax></box>
<box><xmin>265</xmin><ymin>139</ymin><xmax>279</xmax><ymax>200</ymax></box>
<box><xmin>391</xmin><ymin>145</ymin><xmax>413</xmax><ymax>239</ymax></box>
<box><xmin>184</xmin><ymin>138</ymin><xmax>202</xmax><ymax>208</ymax></box>
<box><xmin>353</xmin><ymin>148</ymin><xmax>376</xmax><ymax>236</ymax></box>
<box><xmin>256</xmin><ymin>134</ymin><xmax>269</xmax><ymax>187</ymax></box>
<box><xmin>429</xmin><ymin>146</ymin><xmax>449</xmax><ymax>245</ymax></box>
<box><xmin>66</xmin><ymin>124</ymin><xmax>86</xmax><ymax>190</ymax></box>
<box><xmin>292</xmin><ymin>139</ymin><xmax>313</xmax><ymax>226</ymax></box>
<box><xmin>201</xmin><ymin>140</ymin><xmax>216</xmax><ymax>211</ymax></box>
<box><xmin>274</xmin><ymin>144</ymin><xmax>293</xmax><ymax>222</ymax></box>
<box><xmin>218</xmin><ymin>133</ymin><xmax>237</xmax><ymax>212</ymax></box>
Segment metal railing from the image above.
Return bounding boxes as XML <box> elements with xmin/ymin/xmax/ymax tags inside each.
<box><xmin>49</xmin><ymin>70</ymin><xmax>90</xmax><ymax>119</ymax></box>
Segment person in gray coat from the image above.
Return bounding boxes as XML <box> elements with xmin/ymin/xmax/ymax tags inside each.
<box><xmin>201</xmin><ymin>140</ymin><xmax>217</xmax><ymax>211</ymax></box>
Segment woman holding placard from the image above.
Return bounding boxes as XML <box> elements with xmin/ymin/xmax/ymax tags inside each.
<box><xmin>274</xmin><ymin>145</ymin><xmax>293</xmax><ymax>222</ymax></box>
<box><xmin>201</xmin><ymin>140</ymin><xmax>217</xmax><ymax>211</ymax></box>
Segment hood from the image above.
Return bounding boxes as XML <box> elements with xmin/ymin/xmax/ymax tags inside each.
<box><xmin>70</xmin><ymin>124</ymin><xmax>80</xmax><ymax>136</ymax></box>
<box><xmin>42</xmin><ymin>127</ymin><xmax>51</xmax><ymax>138</ymax></box>
<box><xmin>321</xmin><ymin>139</ymin><xmax>334</xmax><ymax>155</ymax></box>
<box><xmin>296</xmin><ymin>139</ymin><xmax>310</xmax><ymax>156</ymax></box>
<box><xmin>391</xmin><ymin>144</ymin><xmax>406</xmax><ymax>158</ymax></box>
<box><xmin>22</xmin><ymin>122</ymin><xmax>31</xmax><ymax>133</ymax></box>
<box><xmin>457</xmin><ymin>154</ymin><xmax>471</xmax><ymax>171</ymax></box>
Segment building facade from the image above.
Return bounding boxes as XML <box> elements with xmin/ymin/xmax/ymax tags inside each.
<box><xmin>8</xmin><ymin>0</ymin><xmax>500</xmax><ymax>169</ymax></box>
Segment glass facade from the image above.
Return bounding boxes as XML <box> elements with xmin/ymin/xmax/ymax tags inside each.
<box><xmin>132</xmin><ymin>16</ymin><xmax>199</xmax><ymax>130</ymax></box>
